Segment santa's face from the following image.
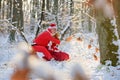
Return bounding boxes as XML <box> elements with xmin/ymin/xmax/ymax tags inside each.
<box><xmin>51</xmin><ymin>28</ymin><xmax>57</xmax><ymax>36</ymax></box>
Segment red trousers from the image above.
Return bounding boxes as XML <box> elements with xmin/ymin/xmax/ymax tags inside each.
<box><xmin>32</xmin><ymin>45</ymin><xmax>69</xmax><ymax>61</ymax></box>
<box><xmin>48</xmin><ymin>50</ymin><xmax>69</xmax><ymax>61</ymax></box>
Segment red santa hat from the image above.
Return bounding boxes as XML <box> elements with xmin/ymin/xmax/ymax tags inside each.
<box><xmin>48</xmin><ymin>23</ymin><xmax>57</xmax><ymax>29</ymax></box>
<box><xmin>47</xmin><ymin>23</ymin><xmax>57</xmax><ymax>33</ymax></box>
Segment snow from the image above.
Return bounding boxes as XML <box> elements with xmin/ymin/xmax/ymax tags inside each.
<box><xmin>0</xmin><ymin>32</ymin><xmax>120</xmax><ymax>80</ymax></box>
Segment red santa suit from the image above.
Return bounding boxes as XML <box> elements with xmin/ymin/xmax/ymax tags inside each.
<box><xmin>32</xmin><ymin>23</ymin><xmax>60</xmax><ymax>61</ymax></box>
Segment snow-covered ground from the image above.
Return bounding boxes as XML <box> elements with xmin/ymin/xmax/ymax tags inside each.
<box><xmin>0</xmin><ymin>32</ymin><xmax>120</xmax><ymax>80</ymax></box>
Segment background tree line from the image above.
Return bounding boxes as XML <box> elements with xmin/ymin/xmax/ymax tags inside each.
<box><xmin>0</xmin><ymin>0</ymin><xmax>95</xmax><ymax>41</ymax></box>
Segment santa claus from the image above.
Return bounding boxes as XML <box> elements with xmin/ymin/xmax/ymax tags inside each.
<box><xmin>32</xmin><ymin>23</ymin><xmax>69</xmax><ymax>61</ymax></box>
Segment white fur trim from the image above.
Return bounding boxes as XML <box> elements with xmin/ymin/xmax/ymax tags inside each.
<box><xmin>48</xmin><ymin>26</ymin><xmax>57</xmax><ymax>29</ymax></box>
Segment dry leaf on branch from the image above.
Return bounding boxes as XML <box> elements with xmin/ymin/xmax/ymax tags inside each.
<box><xmin>95</xmin><ymin>48</ymin><xmax>99</xmax><ymax>53</ymax></box>
<box><xmin>88</xmin><ymin>44</ymin><xmax>92</xmax><ymax>49</ymax></box>
<box><xmin>77</xmin><ymin>37</ymin><xmax>83</xmax><ymax>42</ymax></box>
<box><xmin>65</xmin><ymin>36</ymin><xmax>73</xmax><ymax>42</ymax></box>
<box><xmin>93</xmin><ymin>54</ymin><xmax>98</xmax><ymax>61</ymax></box>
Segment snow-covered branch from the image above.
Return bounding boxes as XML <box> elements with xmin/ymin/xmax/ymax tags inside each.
<box><xmin>0</xmin><ymin>19</ymin><xmax>28</xmax><ymax>43</ymax></box>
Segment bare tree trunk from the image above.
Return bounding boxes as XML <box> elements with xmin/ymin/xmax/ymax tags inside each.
<box><xmin>9</xmin><ymin>0</ymin><xmax>16</xmax><ymax>42</ymax></box>
<box><xmin>46</xmin><ymin>0</ymin><xmax>49</xmax><ymax>11</ymax></box>
<box><xmin>31</xmin><ymin>0</ymin><xmax>36</xmax><ymax>19</ymax></box>
<box><xmin>7</xmin><ymin>0</ymin><xmax>9</xmax><ymax>18</ymax></box>
<box><xmin>9</xmin><ymin>0</ymin><xmax>24</xmax><ymax>42</ymax></box>
<box><xmin>70</xmin><ymin>0</ymin><xmax>73</xmax><ymax>15</ymax></box>
<box><xmin>96</xmin><ymin>11</ymin><xmax>119</xmax><ymax>66</ymax></box>
<box><xmin>88</xmin><ymin>7</ymin><xmax>95</xmax><ymax>32</ymax></box>
<box><xmin>9</xmin><ymin>0</ymin><xmax>12</xmax><ymax>23</ymax></box>
<box><xmin>2</xmin><ymin>0</ymin><xmax>5</xmax><ymax>19</ymax></box>
<box><xmin>0</xmin><ymin>0</ymin><xmax>1</xmax><ymax>9</ymax></box>
<box><xmin>35</xmin><ymin>0</ymin><xmax>45</xmax><ymax>37</ymax></box>
<box><xmin>53</xmin><ymin>0</ymin><xmax>58</xmax><ymax>24</ymax></box>
<box><xmin>69</xmin><ymin>0</ymin><xmax>73</xmax><ymax>35</ymax></box>
<box><xmin>0</xmin><ymin>0</ymin><xmax>2</xmax><ymax>19</ymax></box>
<box><xmin>30</xmin><ymin>0</ymin><xmax>36</xmax><ymax>32</ymax></box>
<box><xmin>18</xmin><ymin>0</ymin><xmax>24</xmax><ymax>31</ymax></box>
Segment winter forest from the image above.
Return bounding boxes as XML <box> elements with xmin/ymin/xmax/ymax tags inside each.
<box><xmin>0</xmin><ymin>0</ymin><xmax>120</xmax><ymax>80</ymax></box>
